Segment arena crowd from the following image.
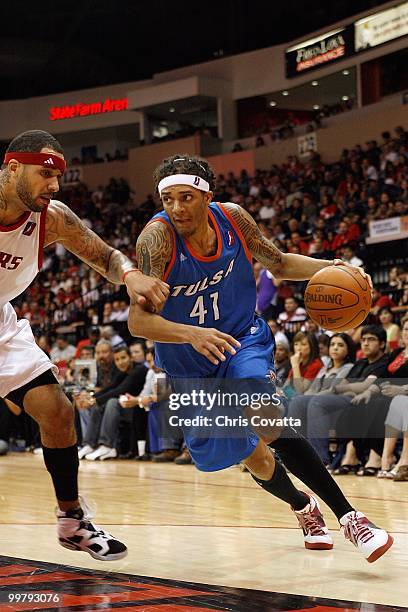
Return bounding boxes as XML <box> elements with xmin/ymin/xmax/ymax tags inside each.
<box><xmin>0</xmin><ymin>124</ymin><xmax>407</xmax><ymax>481</ymax></box>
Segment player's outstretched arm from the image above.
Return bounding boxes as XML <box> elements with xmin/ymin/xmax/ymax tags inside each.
<box><xmin>129</xmin><ymin>222</ymin><xmax>240</xmax><ymax>364</ymax></box>
<box><xmin>224</xmin><ymin>203</ymin><xmax>335</xmax><ymax>280</ymax></box>
<box><xmin>45</xmin><ymin>201</ymin><xmax>169</xmax><ymax>310</ymax></box>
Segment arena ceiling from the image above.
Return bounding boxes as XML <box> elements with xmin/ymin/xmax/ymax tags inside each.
<box><xmin>0</xmin><ymin>0</ymin><xmax>387</xmax><ymax>101</ymax></box>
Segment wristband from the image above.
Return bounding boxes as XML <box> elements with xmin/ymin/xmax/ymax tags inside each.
<box><xmin>332</xmin><ymin>258</ymin><xmax>343</xmax><ymax>266</ymax></box>
<box><xmin>122</xmin><ymin>268</ymin><xmax>141</xmax><ymax>283</ymax></box>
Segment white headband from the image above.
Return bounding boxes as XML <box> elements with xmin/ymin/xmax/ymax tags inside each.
<box><xmin>158</xmin><ymin>173</ymin><xmax>210</xmax><ymax>195</ymax></box>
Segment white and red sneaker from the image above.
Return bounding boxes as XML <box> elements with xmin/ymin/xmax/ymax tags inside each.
<box><xmin>293</xmin><ymin>494</ymin><xmax>333</xmax><ymax>550</ymax></box>
<box><xmin>340</xmin><ymin>511</ymin><xmax>393</xmax><ymax>563</ymax></box>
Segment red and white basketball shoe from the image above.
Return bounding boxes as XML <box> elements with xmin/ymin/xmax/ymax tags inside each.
<box><xmin>340</xmin><ymin>511</ymin><xmax>393</xmax><ymax>563</ymax></box>
<box><xmin>293</xmin><ymin>493</ymin><xmax>333</xmax><ymax>550</ymax></box>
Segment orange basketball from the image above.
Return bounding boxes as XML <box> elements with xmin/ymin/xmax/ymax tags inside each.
<box><xmin>304</xmin><ymin>265</ymin><xmax>372</xmax><ymax>332</ymax></box>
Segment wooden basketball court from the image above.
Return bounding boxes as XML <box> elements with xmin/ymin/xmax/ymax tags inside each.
<box><xmin>0</xmin><ymin>453</ymin><xmax>406</xmax><ymax>610</ymax></box>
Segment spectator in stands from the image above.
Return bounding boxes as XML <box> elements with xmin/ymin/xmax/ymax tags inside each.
<box><xmin>283</xmin><ymin>331</ymin><xmax>322</xmax><ymax>398</ymax></box>
<box><xmin>318</xmin><ymin>334</ymin><xmax>331</xmax><ymax>368</ymax></box>
<box><xmin>395</xmin><ymin>287</ymin><xmax>408</xmax><ymax>313</ymax></box>
<box><xmin>108</xmin><ymin>300</ymin><xmax>130</xmax><ymax>322</ymax></box>
<box><xmin>277</xmin><ymin>297</ymin><xmax>307</xmax><ymax>338</ymax></box>
<box><xmin>50</xmin><ymin>335</ymin><xmax>76</xmax><ymax>365</ymax></box>
<box><xmin>378</xmin><ymin>307</ymin><xmax>401</xmax><ymax>350</ymax></box>
<box><xmin>258</xmin><ymin>198</ymin><xmax>275</xmax><ymax>221</ymax></box>
<box><xmin>388</xmin><ymin>267</ymin><xmax>405</xmax><ymax>289</ymax></box>
<box><xmin>100</xmin><ymin>325</ymin><xmax>125</xmax><ymax>349</ymax></box>
<box><xmin>274</xmin><ymin>339</ymin><xmax>291</xmax><ymax>387</ymax></box>
<box><xmin>371</xmin><ymin>288</ymin><xmax>396</xmax><ymax>316</ymax></box>
<box><xmin>94</xmin><ymin>340</ymin><xmax>118</xmax><ymax>390</ymax></box>
<box><xmin>342</xmin><ymin>245</ymin><xmax>363</xmax><ymax>267</ymax></box>
<box><xmin>319</xmin><ymin>194</ymin><xmax>337</xmax><ymax>221</ymax></box>
<box><xmin>355</xmin><ymin>315</ymin><xmax>408</xmax><ymax>481</ymax></box>
<box><xmin>304</xmin><ymin>326</ymin><xmax>388</xmax><ymax>467</ymax></box>
<box><xmin>120</xmin><ymin>347</ymin><xmax>156</xmax><ymax>460</ymax></box>
<box><xmin>75</xmin><ymin>339</ymin><xmax>122</xmax><ymax>442</ymax></box>
<box><xmin>79</xmin><ymin>345</ymin><xmax>95</xmax><ymax>359</ymax></box>
<box><xmin>36</xmin><ymin>335</ymin><xmax>51</xmax><ymax>357</ymax></box>
<box><xmin>309</xmin><ymin>236</ymin><xmax>331</xmax><ymax>259</ymax></box>
<box><xmin>80</xmin><ymin>346</ymin><xmax>147</xmax><ymax>461</ymax></box>
<box><xmin>266</xmin><ymin>319</ymin><xmax>289</xmax><ymax>348</ymax></box>
<box><xmin>150</xmin><ymin>369</ymin><xmax>185</xmax><ymax>463</ymax></box>
<box><xmin>288</xmin><ymin>333</ymin><xmax>356</xmax><ymax>450</ymax></box>
<box><xmin>75</xmin><ymin>326</ymin><xmax>101</xmax><ymax>358</ymax></box>
<box><xmin>102</xmin><ymin>302</ymin><xmax>113</xmax><ymax>324</ymax></box>
<box><xmin>256</xmin><ymin>267</ymin><xmax>280</xmax><ymax>320</ymax></box>
<box><xmin>288</xmin><ymin>232</ymin><xmax>309</xmax><ymax>255</ymax></box>
<box><xmin>129</xmin><ymin>341</ymin><xmax>146</xmax><ymax>365</ymax></box>
<box><xmin>331</xmin><ymin>220</ymin><xmax>354</xmax><ymax>251</ymax></box>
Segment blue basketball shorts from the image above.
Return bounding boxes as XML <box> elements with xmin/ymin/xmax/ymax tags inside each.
<box><xmin>169</xmin><ymin>317</ymin><xmax>282</xmax><ymax>472</ymax></box>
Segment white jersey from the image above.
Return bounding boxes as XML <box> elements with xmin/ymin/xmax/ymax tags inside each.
<box><xmin>0</xmin><ymin>208</ymin><xmax>47</xmax><ymax>308</ymax></box>
<box><xmin>0</xmin><ymin>206</ymin><xmax>57</xmax><ymax>398</ymax></box>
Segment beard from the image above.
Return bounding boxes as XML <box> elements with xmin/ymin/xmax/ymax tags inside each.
<box><xmin>176</xmin><ymin>225</ymin><xmax>195</xmax><ymax>238</ymax></box>
<box><xmin>16</xmin><ymin>171</ymin><xmax>42</xmax><ymax>212</ymax></box>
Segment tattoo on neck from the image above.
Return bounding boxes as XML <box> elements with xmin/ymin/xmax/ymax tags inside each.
<box><xmin>0</xmin><ymin>171</ymin><xmax>10</xmax><ymax>212</ymax></box>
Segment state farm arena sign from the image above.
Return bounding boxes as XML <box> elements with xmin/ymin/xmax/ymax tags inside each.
<box><xmin>49</xmin><ymin>97</ymin><xmax>128</xmax><ymax>120</ymax></box>
<box><xmin>285</xmin><ymin>27</ymin><xmax>354</xmax><ymax>77</ymax></box>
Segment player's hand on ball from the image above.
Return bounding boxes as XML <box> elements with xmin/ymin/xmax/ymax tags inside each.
<box><xmin>333</xmin><ymin>259</ymin><xmax>373</xmax><ymax>293</ymax></box>
<box><xmin>189</xmin><ymin>328</ymin><xmax>241</xmax><ymax>365</ymax></box>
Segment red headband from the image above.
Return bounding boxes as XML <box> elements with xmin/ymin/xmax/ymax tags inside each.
<box><xmin>3</xmin><ymin>152</ymin><xmax>66</xmax><ymax>174</ymax></box>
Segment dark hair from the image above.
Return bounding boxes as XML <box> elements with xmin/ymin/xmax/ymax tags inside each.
<box><xmin>292</xmin><ymin>331</ymin><xmax>320</xmax><ymax>365</ymax></box>
<box><xmin>80</xmin><ymin>344</ymin><xmax>94</xmax><ymax>354</ymax></box>
<box><xmin>153</xmin><ymin>154</ymin><xmax>216</xmax><ymax>194</ymax></box>
<box><xmin>330</xmin><ymin>333</ymin><xmax>356</xmax><ymax>363</ymax></box>
<box><xmin>317</xmin><ymin>333</ymin><xmax>330</xmax><ymax>348</ymax></box>
<box><xmin>146</xmin><ymin>347</ymin><xmax>155</xmax><ymax>357</ymax></box>
<box><xmin>130</xmin><ymin>340</ymin><xmax>146</xmax><ymax>350</ymax></box>
<box><xmin>361</xmin><ymin>325</ymin><xmax>387</xmax><ymax>346</ymax></box>
<box><xmin>113</xmin><ymin>344</ymin><xmax>130</xmax><ymax>355</ymax></box>
<box><xmin>378</xmin><ymin>306</ymin><xmax>394</xmax><ymax>321</ymax></box>
<box><xmin>6</xmin><ymin>130</ymin><xmax>64</xmax><ymax>155</ymax></box>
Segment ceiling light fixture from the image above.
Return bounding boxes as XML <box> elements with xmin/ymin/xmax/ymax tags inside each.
<box><xmin>269</xmin><ymin>101</ymin><xmax>277</xmax><ymax>107</ymax></box>
<box><xmin>342</xmin><ymin>95</ymin><xmax>349</xmax><ymax>101</ymax></box>
<box><xmin>313</xmin><ymin>104</ymin><xmax>320</xmax><ymax>110</ymax></box>
<box><xmin>342</xmin><ymin>69</ymin><xmax>350</xmax><ymax>75</ymax></box>
<box><xmin>169</xmin><ymin>107</ymin><xmax>175</xmax><ymax>112</ymax></box>
<box><xmin>282</xmin><ymin>90</ymin><xmax>289</xmax><ymax>96</ymax></box>
<box><xmin>311</xmin><ymin>80</ymin><xmax>318</xmax><ymax>86</ymax></box>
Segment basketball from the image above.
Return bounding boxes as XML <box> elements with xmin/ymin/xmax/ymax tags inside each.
<box><xmin>304</xmin><ymin>265</ymin><xmax>372</xmax><ymax>332</ymax></box>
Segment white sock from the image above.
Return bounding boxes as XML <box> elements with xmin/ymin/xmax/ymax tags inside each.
<box><xmin>137</xmin><ymin>440</ymin><xmax>146</xmax><ymax>456</ymax></box>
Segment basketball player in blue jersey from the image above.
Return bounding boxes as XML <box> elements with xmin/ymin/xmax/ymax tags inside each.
<box><xmin>129</xmin><ymin>155</ymin><xmax>393</xmax><ymax>563</ymax></box>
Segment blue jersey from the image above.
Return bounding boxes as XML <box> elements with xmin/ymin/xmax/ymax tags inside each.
<box><xmin>152</xmin><ymin>203</ymin><xmax>257</xmax><ymax>377</ymax></box>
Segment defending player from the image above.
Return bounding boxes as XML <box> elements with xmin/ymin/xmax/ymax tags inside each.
<box><xmin>0</xmin><ymin>130</ymin><xmax>169</xmax><ymax>560</ymax></box>
<box><xmin>129</xmin><ymin>154</ymin><xmax>393</xmax><ymax>563</ymax></box>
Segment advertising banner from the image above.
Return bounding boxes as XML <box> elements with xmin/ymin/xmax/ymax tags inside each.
<box><xmin>355</xmin><ymin>2</ymin><xmax>408</xmax><ymax>51</ymax></box>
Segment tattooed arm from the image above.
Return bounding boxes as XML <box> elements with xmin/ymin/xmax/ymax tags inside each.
<box><xmin>223</xmin><ymin>203</ymin><xmax>334</xmax><ymax>280</ymax></box>
<box><xmin>128</xmin><ymin>222</ymin><xmax>240</xmax><ymax>364</ymax></box>
<box><xmin>45</xmin><ymin>201</ymin><xmax>169</xmax><ymax>309</ymax></box>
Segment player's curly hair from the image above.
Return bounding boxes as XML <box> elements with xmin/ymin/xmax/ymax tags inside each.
<box><xmin>153</xmin><ymin>154</ymin><xmax>216</xmax><ymax>194</ymax></box>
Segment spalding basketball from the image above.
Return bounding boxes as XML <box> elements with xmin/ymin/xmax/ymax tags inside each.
<box><xmin>304</xmin><ymin>265</ymin><xmax>372</xmax><ymax>332</ymax></box>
